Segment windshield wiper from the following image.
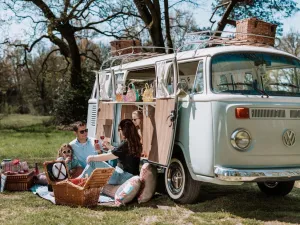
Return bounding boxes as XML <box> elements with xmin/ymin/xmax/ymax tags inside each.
<box><xmin>253</xmin><ymin>79</ymin><xmax>269</xmax><ymax>98</ymax></box>
<box><xmin>269</xmin><ymin>83</ymin><xmax>299</xmax><ymax>88</ymax></box>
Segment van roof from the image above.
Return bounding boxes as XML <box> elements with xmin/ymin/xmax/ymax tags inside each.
<box><xmin>106</xmin><ymin>45</ymin><xmax>297</xmax><ymax>72</ymax></box>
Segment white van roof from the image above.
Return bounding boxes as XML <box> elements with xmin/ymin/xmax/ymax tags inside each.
<box><xmin>106</xmin><ymin>45</ymin><xmax>297</xmax><ymax>72</ymax></box>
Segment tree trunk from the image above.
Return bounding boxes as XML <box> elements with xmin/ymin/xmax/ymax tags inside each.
<box><xmin>164</xmin><ymin>0</ymin><xmax>174</xmax><ymax>54</ymax></box>
<box><xmin>214</xmin><ymin>0</ymin><xmax>238</xmax><ymax>37</ymax></box>
<box><xmin>59</xmin><ymin>25</ymin><xmax>83</xmax><ymax>89</ymax></box>
<box><xmin>133</xmin><ymin>0</ymin><xmax>165</xmax><ymax>53</ymax></box>
<box><xmin>40</xmin><ymin>76</ymin><xmax>48</xmax><ymax>115</ymax></box>
<box><xmin>149</xmin><ymin>11</ymin><xmax>165</xmax><ymax>52</ymax></box>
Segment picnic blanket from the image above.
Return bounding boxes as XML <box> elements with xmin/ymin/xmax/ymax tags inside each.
<box><xmin>30</xmin><ymin>184</ymin><xmax>114</xmax><ymax>204</ymax></box>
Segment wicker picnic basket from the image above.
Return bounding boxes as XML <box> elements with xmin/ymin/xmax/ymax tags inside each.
<box><xmin>44</xmin><ymin>161</ymin><xmax>114</xmax><ymax>207</ymax></box>
<box><xmin>5</xmin><ymin>170</ymin><xmax>34</xmax><ymax>191</ymax></box>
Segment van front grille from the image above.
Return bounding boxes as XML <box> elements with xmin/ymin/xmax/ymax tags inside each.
<box><xmin>290</xmin><ymin>110</ymin><xmax>300</xmax><ymax>118</ymax></box>
<box><xmin>251</xmin><ymin>109</ymin><xmax>286</xmax><ymax>118</ymax></box>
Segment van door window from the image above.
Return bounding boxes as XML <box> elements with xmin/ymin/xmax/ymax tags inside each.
<box><xmin>166</xmin><ymin>65</ymin><xmax>174</xmax><ymax>95</ymax></box>
<box><xmin>156</xmin><ymin>61</ymin><xmax>169</xmax><ymax>98</ymax></box>
<box><xmin>193</xmin><ymin>60</ymin><xmax>204</xmax><ymax>93</ymax></box>
<box><xmin>176</xmin><ymin>61</ymin><xmax>200</xmax><ymax>94</ymax></box>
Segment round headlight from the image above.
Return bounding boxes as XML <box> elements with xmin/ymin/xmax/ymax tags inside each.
<box><xmin>231</xmin><ymin>129</ymin><xmax>251</xmax><ymax>151</ymax></box>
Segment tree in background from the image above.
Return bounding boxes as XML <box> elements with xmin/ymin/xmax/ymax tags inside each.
<box><xmin>132</xmin><ymin>0</ymin><xmax>203</xmax><ymax>52</ymax></box>
<box><xmin>0</xmin><ymin>0</ymin><xmax>124</xmax><ymax>122</ymax></box>
<box><xmin>277</xmin><ymin>30</ymin><xmax>300</xmax><ymax>57</ymax></box>
<box><xmin>211</xmin><ymin>0</ymin><xmax>299</xmax><ymax>35</ymax></box>
<box><xmin>0</xmin><ymin>0</ymin><xmax>134</xmax><ymax>89</ymax></box>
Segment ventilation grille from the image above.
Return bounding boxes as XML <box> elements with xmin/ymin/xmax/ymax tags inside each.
<box><xmin>290</xmin><ymin>110</ymin><xmax>300</xmax><ymax>118</ymax></box>
<box><xmin>251</xmin><ymin>109</ymin><xmax>286</xmax><ymax>118</ymax></box>
<box><xmin>90</xmin><ymin>104</ymin><xmax>97</xmax><ymax>126</ymax></box>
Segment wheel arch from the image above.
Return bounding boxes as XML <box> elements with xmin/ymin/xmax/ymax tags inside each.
<box><xmin>172</xmin><ymin>142</ymin><xmax>197</xmax><ymax>181</ymax></box>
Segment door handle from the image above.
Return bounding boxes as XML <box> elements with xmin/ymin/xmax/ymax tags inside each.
<box><xmin>167</xmin><ymin>110</ymin><xmax>176</xmax><ymax>127</ymax></box>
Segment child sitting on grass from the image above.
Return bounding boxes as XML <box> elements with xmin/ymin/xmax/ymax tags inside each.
<box><xmin>57</xmin><ymin>144</ymin><xmax>83</xmax><ymax>178</ymax></box>
<box><xmin>35</xmin><ymin>144</ymin><xmax>83</xmax><ymax>185</ymax></box>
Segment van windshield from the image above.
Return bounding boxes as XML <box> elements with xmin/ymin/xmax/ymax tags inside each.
<box><xmin>211</xmin><ymin>52</ymin><xmax>300</xmax><ymax>97</ymax></box>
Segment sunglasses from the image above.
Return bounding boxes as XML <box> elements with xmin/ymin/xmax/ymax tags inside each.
<box><xmin>132</xmin><ymin>118</ymin><xmax>140</xmax><ymax>121</ymax></box>
<box><xmin>79</xmin><ymin>129</ymin><xmax>88</xmax><ymax>134</ymax></box>
<box><xmin>62</xmin><ymin>149</ymin><xmax>71</xmax><ymax>154</ymax></box>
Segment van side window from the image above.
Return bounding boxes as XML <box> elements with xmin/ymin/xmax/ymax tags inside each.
<box><xmin>193</xmin><ymin>61</ymin><xmax>204</xmax><ymax>93</ymax></box>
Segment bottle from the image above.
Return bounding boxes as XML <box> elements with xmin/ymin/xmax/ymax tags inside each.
<box><xmin>1</xmin><ymin>159</ymin><xmax>12</xmax><ymax>173</ymax></box>
<box><xmin>34</xmin><ymin>163</ymin><xmax>39</xmax><ymax>176</ymax></box>
<box><xmin>0</xmin><ymin>160</ymin><xmax>5</xmax><ymax>173</ymax></box>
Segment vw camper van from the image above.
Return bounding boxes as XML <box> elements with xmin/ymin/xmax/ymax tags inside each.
<box><xmin>87</xmin><ymin>31</ymin><xmax>300</xmax><ymax>204</ymax></box>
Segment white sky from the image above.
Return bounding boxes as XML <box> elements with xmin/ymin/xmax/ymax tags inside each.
<box><xmin>3</xmin><ymin>0</ymin><xmax>300</xmax><ymax>45</ymax></box>
<box><xmin>192</xmin><ymin>0</ymin><xmax>300</xmax><ymax>34</ymax></box>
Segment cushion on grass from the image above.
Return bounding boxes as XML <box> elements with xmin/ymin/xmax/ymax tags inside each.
<box><xmin>102</xmin><ymin>184</ymin><xmax>121</xmax><ymax>198</ymax></box>
<box><xmin>137</xmin><ymin>163</ymin><xmax>157</xmax><ymax>203</ymax></box>
<box><xmin>115</xmin><ymin>176</ymin><xmax>141</xmax><ymax>206</ymax></box>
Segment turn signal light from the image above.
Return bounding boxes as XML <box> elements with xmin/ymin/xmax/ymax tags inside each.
<box><xmin>235</xmin><ymin>107</ymin><xmax>249</xmax><ymax>119</ymax></box>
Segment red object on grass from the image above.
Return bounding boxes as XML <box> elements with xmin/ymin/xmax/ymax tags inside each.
<box><xmin>34</xmin><ymin>163</ymin><xmax>39</xmax><ymax>176</ymax></box>
<box><xmin>12</xmin><ymin>159</ymin><xmax>20</xmax><ymax>165</ymax></box>
<box><xmin>69</xmin><ymin>178</ymin><xmax>87</xmax><ymax>187</ymax></box>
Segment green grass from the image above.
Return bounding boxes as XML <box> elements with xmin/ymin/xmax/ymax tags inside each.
<box><xmin>1</xmin><ymin>114</ymin><xmax>300</xmax><ymax>225</ymax></box>
<box><xmin>0</xmin><ymin>114</ymin><xmax>73</xmax><ymax>166</ymax></box>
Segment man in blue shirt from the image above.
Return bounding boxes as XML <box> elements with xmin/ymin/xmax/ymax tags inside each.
<box><xmin>69</xmin><ymin>122</ymin><xmax>101</xmax><ymax>168</ymax></box>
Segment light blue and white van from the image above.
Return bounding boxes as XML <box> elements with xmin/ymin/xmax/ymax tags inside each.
<box><xmin>87</xmin><ymin>37</ymin><xmax>300</xmax><ymax>204</ymax></box>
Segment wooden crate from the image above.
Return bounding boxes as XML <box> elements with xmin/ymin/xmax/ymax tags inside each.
<box><xmin>5</xmin><ymin>171</ymin><xmax>34</xmax><ymax>191</ymax></box>
<box><xmin>110</xmin><ymin>40</ymin><xmax>141</xmax><ymax>56</ymax></box>
<box><xmin>236</xmin><ymin>18</ymin><xmax>277</xmax><ymax>46</ymax></box>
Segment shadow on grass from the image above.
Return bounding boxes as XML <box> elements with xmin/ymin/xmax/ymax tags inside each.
<box><xmin>186</xmin><ymin>183</ymin><xmax>300</xmax><ymax>224</ymax></box>
<box><xmin>94</xmin><ymin>183</ymin><xmax>300</xmax><ymax>224</ymax></box>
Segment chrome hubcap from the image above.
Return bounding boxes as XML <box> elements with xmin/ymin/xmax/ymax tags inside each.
<box><xmin>167</xmin><ymin>161</ymin><xmax>184</xmax><ymax>195</ymax></box>
<box><xmin>264</xmin><ymin>181</ymin><xmax>279</xmax><ymax>188</ymax></box>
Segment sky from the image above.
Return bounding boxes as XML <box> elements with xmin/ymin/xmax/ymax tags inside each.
<box><xmin>192</xmin><ymin>0</ymin><xmax>300</xmax><ymax>35</ymax></box>
<box><xmin>2</xmin><ymin>0</ymin><xmax>300</xmax><ymax>46</ymax></box>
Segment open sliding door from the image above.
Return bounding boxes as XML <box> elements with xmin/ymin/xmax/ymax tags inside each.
<box><xmin>148</xmin><ymin>60</ymin><xmax>179</xmax><ymax>167</ymax></box>
<box><xmin>95</xmin><ymin>71</ymin><xmax>114</xmax><ymax>142</ymax></box>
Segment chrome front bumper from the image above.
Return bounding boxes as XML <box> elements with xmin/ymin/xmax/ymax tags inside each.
<box><xmin>214</xmin><ymin>166</ymin><xmax>300</xmax><ymax>182</ymax></box>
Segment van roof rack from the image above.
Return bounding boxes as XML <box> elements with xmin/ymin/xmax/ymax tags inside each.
<box><xmin>178</xmin><ymin>30</ymin><xmax>277</xmax><ymax>53</ymax></box>
<box><xmin>101</xmin><ymin>46</ymin><xmax>173</xmax><ymax>71</ymax></box>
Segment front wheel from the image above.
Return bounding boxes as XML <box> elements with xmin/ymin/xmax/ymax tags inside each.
<box><xmin>257</xmin><ymin>181</ymin><xmax>295</xmax><ymax>196</ymax></box>
<box><xmin>165</xmin><ymin>157</ymin><xmax>201</xmax><ymax>204</ymax></box>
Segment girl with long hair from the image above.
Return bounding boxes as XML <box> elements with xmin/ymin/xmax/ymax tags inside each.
<box><xmin>86</xmin><ymin>119</ymin><xmax>142</xmax><ymax>184</ymax></box>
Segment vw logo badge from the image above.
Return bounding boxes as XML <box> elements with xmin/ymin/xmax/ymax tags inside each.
<box><xmin>282</xmin><ymin>129</ymin><xmax>296</xmax><ymax>147</ymax></box>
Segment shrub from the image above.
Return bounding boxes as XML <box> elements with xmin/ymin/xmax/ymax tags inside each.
<box><xmin>53</xmin><ymin>70</ymin><xmax>95</xmax><ymax>125</ymax></box>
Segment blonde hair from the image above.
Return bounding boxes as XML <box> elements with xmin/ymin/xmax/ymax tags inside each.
<box><xmin>57</xmin><ymin>143</ymin><xmax>73</xmax><ymax>158</ymax></box>
<box><xmin>132</xmin><ymin>110</ymin><xmax>143</xmax><ymax>119</ymax></box>
<box><xmin>132</xmin><ymin>110</ymin><xmax>143</xmax><ymax>128</ymax></box>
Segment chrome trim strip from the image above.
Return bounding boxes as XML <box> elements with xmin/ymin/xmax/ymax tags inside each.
<box><xmin>214</xmin><ymin>166</ymin><xmax>300</xmax><ymax>182</ymax></box>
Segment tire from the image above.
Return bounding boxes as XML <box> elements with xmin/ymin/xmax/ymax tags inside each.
<box><xmin>257</xmin><ymin>181</ymin><xmax>295</xmax><ymax>196</ymax></box>
<box><xmin>165</xmin><ymin>157</ymin><xmax>201</xmax><ymax>204</ymax></box>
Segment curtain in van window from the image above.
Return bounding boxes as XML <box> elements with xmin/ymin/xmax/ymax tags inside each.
<box><xmin>156</xmin><ymin>61</ymin><xmax>169</xmax><ymax>98</ymax></box>
<box><xmin>99</xmin><ymin>71</ymin><xmax>109</xmax><ymax>100</ymax></box>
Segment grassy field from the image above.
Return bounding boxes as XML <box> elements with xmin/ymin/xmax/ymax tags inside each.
<box><xmin>0</xmin><ymin>114</ymin><xmax>73</xmax><ymax>165</ymax></box>
<box><xmin>1</xmin><ymin>114</ymin><xmax>300</xmax><ymax>225</ymax></box>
